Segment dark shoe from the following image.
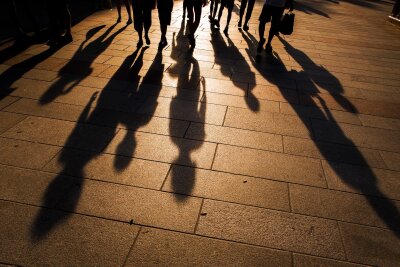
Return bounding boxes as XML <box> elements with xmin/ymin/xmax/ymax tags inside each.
<box><xmin>137</xmin><ymin>39</ymin><xmax>143</xmax><ymax>48</ymax></box>
<box><xmin>158</xmin><ymin>37</ymin><xmax>168</xmax><ymax>51</ymax></box>
<box><xmin>257</xmin><ymin>38</ymin><xmax>265</xmax><ymax>53</ymax></box>
<box><xmin>117</xmin><ymin>16</ymin><xmax>121</xmax><ymax>23</ymax></box>
<box><xmin>243</xmin><ymin>24</ymin><xmax>249</xmax><ymax>31</ymax></box>
<box><xmin>209</xmin><ymin>15</ymin><xmax>212</xmax><ymax>21</ymax></box>
<box><xmin>59</xmin><ymin>33</ymin><xmax>73</xmax><ymax>45</ymax></box>
<box><xmin>214</xmin><ymin>20</ymin><xmax>220</xmax><ymax>28</ymax></box>
<box><xmin>127</xmin><ymin>18</ymin><xmax>132</xmax><ymax>25</ymax></box>
<box><xmin>238</xmin><ymin>20</ymin><xmax>242</xmax><ymax>28</ymax></box>
<box><xmin>265</xmin><ymin>43</ymin><xmax>272</xmax><ymax>55</ymax></box>
<box><xmin>188</xmin><ymin>33</ymin><xmax>195</xmax><ymax>48</ymax></box>
<box><xmin>145</xmin><ymin>35</ymin><xmax>151</xmax><ymax>45</ymax></box>
<box><xmin>223</xmin><ymin>27</ymin><xmax>228</xmax><ymax>36</ymax></box>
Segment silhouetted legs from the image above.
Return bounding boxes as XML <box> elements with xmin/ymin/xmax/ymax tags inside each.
<box><xmin>157</xmin><ymin>0</ymin><xmax>174</xmax><ymax>50</ymax></box>
<box><xmin>116</xmin><ymin>0</ymin><xmax>132</xmax><ymax>24</ymax></box>
<box><xmin>238</xmin><ymin>0</ymin><xmax>255</xmax><ymax>30</ymax></box>
<box><xmin>132</xmin><ymin>0</ymin><xmax>152</xmax><ymax>47</ymax></box>
<box><xmin>183</xmin><ymin>0</ymin><xmax>189</xmax><ymax>18</ymax></box>
<box><xmin>257</xmin><ymin>4</ymin><xmax>284</xmax><ymax>54</ymax></box>
<box><xmin>47</xmin><ymin>0</ymin><xmax>72</xmax><ymax>46</ymax></box>
<box><xmin>216</xmin><ymin>0</ymin><xmax>233</xmax><ymax>35</ymax></box>
<box><xmin>187</xmin><ymin>0</ymin><xmax>203</xmax><ymax>49</ymax></box>
<box><xmin>209</xmin><ymin>0</ymin><xmax>220</xmax><ymax>21</ymax></box>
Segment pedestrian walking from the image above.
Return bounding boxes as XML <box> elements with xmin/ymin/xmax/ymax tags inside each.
<box><xmin>157</xmin><ymin>0</ymin><xmax>174</xmax><ymax>50</ymax></box>
<box><xmin>209</xmin><ymin>0</ymin><xmax>220</xmax><ymax>22</ymax></box>
<box><xmin>187</xmin><ymin>0</ymin><xmax>207</xmax><ymax>50</ymax></box>
<box><xmin>116</xmin><ymin>0</ymin><xmax>132</xmax><ymax>24</ymax></box>
<box><xmin>238</xmin><ymin>0</ymin><xmax>255</xmax><ymax>31</ymax></box>
<box><xmin>257</xmin><ymin>0</ymin><xmax>293</xmax><ymax>54</ymax></box>
<box><xmin>183</xmin><ymin>0</ymin><xmax>189</xmax><ymax>18</ymax></box>
<box><xmin>46</xmin><ymin>0</ymin><xmax>72</xmax><ymax>46</ymax></box>
<box><xmin>132</xmin><ymin>0</ymin><xmax>156</xmax><ymax>47</ymax></box>
<box><xmin>215</xmin><ymin>0</ymin><xmax>234</xmax><ymax>35</ymax></box>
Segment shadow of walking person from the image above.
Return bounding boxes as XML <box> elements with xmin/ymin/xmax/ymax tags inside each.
<box><xmin>31</xmin><ymin>47</ymin><xmax>154</xmax><ymax>240</ymax></box>
<box><xmin>168</xmin><ymin>20</ymin><xmax>206</xmax><ymax>201</ymax></box>
<box><xmin>39</xmin><ymin>23</ymin><xmax>127</xmax><ymax>105</ymax></box>
<box><xmin>241</xmin><ymin>31</ymin><xmax>400</xmax><ymax>237</ymax></box>
<box><xmin>0</xmin><ymin>44</ymin><xmax>64</xmax><ymax>101</ymax></box>
<box><xmin>210</xmin><ymin>28</ymin><xmax>259</xmax><ymax>112</ymax></box>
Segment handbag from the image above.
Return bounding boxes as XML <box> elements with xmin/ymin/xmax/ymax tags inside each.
<box><xmin>279</xmin><ymin>12</ymin><xmax>295</xmax><ymax>35</ymax></box>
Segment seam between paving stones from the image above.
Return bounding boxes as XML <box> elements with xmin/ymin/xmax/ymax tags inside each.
<box><xmin>1</xmin><ymin>198</ymin><xmax>374</xmax><ymax>266</ymax></box>
<box><xmin>122</xmin><ymin>226</ymin><xmax>143</xmax><ymax>267</ymax></box>
<box><xmin>159</xmin><ymin>164</ymin><xmax>173</xmax><ymax>191</ymax></box>
<box><xmin>193</xmin><ymin>198</ymin><xmax>205</xmax><ymax>234</ymax></box>
<box><xmin>0</xmin><ymin>96</ymin><xmax>21</xmax><ymax>112</ymax></box>
<box><xmin>1</xmin><ymin>112</ymin><xmax>399</xmax><ymax>172</ymax></box>
<box><xmin>2</xmin><ymin>157</ymin><xmax>398</xmax><ymax>207</ymax></box>
<box><xmin>1</xmin><ymin>170</ymin><xmax>398</xmax><ymax>233</ymax></box>
<box><xmin>9</xmin><ymin>76</ymin><xmax>400</xmax><ymax>121</ymax></box>
<box><xmin>337</xmin><ymin>222</ymin><xmax>350</xmax><ymax>262</ymax></box>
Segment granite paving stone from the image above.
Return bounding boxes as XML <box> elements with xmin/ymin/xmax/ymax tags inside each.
<box><xmin>0</xmin><ymin>112</ymin><xmax>27</xmax><ymax>134</ymax></box>
<box><xmin>44</xmin><ymin>148</ymin><xmax>170</xmax><ymax>190</ymax></box>
<box><xmin>125</xmin><ymin>227</ymin><xmax>292</xmax><ymax>267</ymax></box>
<box><xmin>186</xmin><ymin>122</ymin><xmax>283</xmax><ymax>152</ymax></box>
<box><xmin>224</xmin><ymin>107</ymin><xmax>312</xmax><ymax>138</ymax></box>
<box><xmin>2</xmin><ymin>116</ymin><xmax>116</xmax><ymax>152</ymax></box>
<box><xmin>293</xmin><ymin>254</ymin><xmax>366</xmax><ymax>267</ymax></box>
<box><xmin>0</xmin><ymin>164</ymin><xmax>76</xmax><ymax>206</ymax></box>
<box><xmin>380</xmin><ymin>151</ymin><xmax>400</xmax><ymax>172</ymax></box>
<box><xmin>322</xmin><ymin>160</ymin><xmax>400</xmax><ymax>200</ymax></box>
<box><xmin>56</xmin><ymin>179</ymin><xmax>202</xmax><ymax>232</ymax></box>
<box><xmin>0</xmin><ymin>137</ymin><xmax>60</xmax><ymax>169</ymax></box>
<box><xmin>213</xmin><ymin>144</ymin><xmax>326</xmax><ymax>187</ymax></box>
<box><xmin>283</xmin><ymin>136</ymin><xmax>386</xmax><ymax>168</ymax></box>
<box><xmin>105</xmin><ymin>130</ymin><xmax>217</xmax><ymax>168</ymax></box>
<box><xmin>0</xmin><ymin>201</ymin><xmax>139</xmax><ymax>267</ymax></box>
<box><xmin>290</xmin><ymin>184</ymin><xmax>400</xmax><ymax>229</ymax></box>
<box><xmin>339</xmin><ymin>222</ymin><xmax>400</xmax><ymax>267</ymax></box>
<box><xmin>312</xmin><ymin>119</ymin><xmax>400</xmax><ymax>152</ymax></box>
<box><xmin>196</xmin><ymin>200</ymin><xmax>346</xmax><ymax>259</ymax></box>
<box><xmin>162</xmin><ymin>165</ymin><xmax>289</xmax><ymax>210</ymax></box>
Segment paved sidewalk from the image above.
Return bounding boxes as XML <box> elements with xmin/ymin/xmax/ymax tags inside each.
<box><xmin>0</xmin><ymin>0</ymin><xmax>399</xmax><ymax>266</ymax></box>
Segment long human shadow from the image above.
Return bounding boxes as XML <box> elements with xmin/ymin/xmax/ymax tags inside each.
<box><xmin>210</xmin><ymin>28</ymin><xmax>259</xmax><ymax>112</ymax></box>
<box><xmin>31</xmin><ymin>46</ymin><xmax>167</xmax><ymax>240</ymax></box>
<box><xmin>0</xmin><ymin>43</ymin><xmax>63</xmax><ymax>101</ymax></box>
<box><xmin>168</xmin><ymin>19</ymin><xmax>205</xmax><ymax>201</ymax></box>
<box><xmin>241</xmin><ymin>31</ymin><xmax>400</xmax><ymax>236</ymax></box>
<box><xmin>39</xmin><ymin>23</ymin><xmax>127</xmax><ymax>105</ymax></box>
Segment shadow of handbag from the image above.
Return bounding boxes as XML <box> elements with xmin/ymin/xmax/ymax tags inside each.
<box><xmin>279</xmin><ymin>12</ymin><xmax>295</xmax><ymax>35</ymax></box>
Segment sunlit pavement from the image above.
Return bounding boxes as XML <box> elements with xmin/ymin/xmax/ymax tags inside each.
<box><xmin>0</xmin><ymin>0</ymin><xmax>399</xmax><ymax>266</ymax></box>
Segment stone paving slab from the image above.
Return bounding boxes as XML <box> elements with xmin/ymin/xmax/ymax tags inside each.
<box><xmin>126</xmin><ymin>227</ymin><xmax>292</xmax><ymax>266</ymax></box>
<box><xmin>197</xmin><ymin>200</ymin><xmax>346</xmax><ymax>259</ymax></box>
<box><xmin>213</xmin><ymin>144</ymin><xmax>326</xmax><ymax>187</ymax></box>
<box><xmin>44</xmin><ymin>148</ymin><xmax>170</xmax><ymax>190</ymax></box>
<box><xmin>0</xmin><ymin>138</ymin><xmax>60</xmax><ymax>169</ymax></box>
<box><xmin>55</xmin><ymin>179</ymin><xmax>201</xmax><ymax>232</ymax></box>
<box><xmin>0</xmin><ymin>201</ymin><xmax>139</xmax><ymax>267</ymax></box>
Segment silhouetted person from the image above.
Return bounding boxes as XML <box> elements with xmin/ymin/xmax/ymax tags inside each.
<box><xmin>187</xmin><ymin>0</ymin><xmax>207</xmax><ymax>50</ymax></box>
<box><xmin>257</xmin><ymin>0</ymin><xmax>292</xmax><ymax>54</ymax></box>
<box><xmin>132</xmin><ymin>0</ymin><xmax>156</xmax><ymax>47</ymax></box>
<box><xmin>238</xmin><ymin>0</ymin><xmax>255</xmax><ymax>31</ymax></box>
<box><xmin>157</xmin><ymin>0</ymin><xmax>174</xmax><ymax>50</ymax></box>
<box><xmin>46</xmin><ymin>0</ymin><xmax>72</xmax><ymax>46</ymax></box>
<box><xmin>116</xmin><ymin>0</ymin><xmax>132</xmax><ymax>24</ymax></box>
<box><xmin>209</xmin><ymin>0</ymin><xmax>220</xmax><ymax>22</ymax></box>
<box><xmin>183</xmin><ymin>0</ymin><xmax>189</xmax><ymax>18</ymax></box>
<box><xmin>215</xmin><ymin>0</ymin><xmax>234</xmax><ymax>35</ymax></box>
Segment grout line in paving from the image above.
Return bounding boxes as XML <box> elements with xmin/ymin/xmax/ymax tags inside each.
<box><xmin>122</xmin><ymin>226</ymin><xmax>143</xmax><ymax>267</ymax></box>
